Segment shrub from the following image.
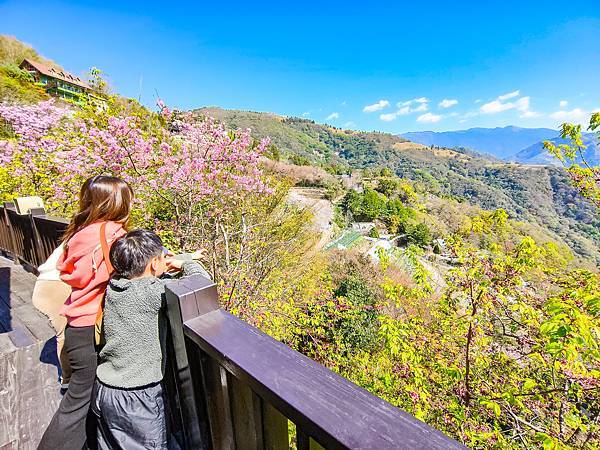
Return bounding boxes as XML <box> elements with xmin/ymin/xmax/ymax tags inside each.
<box><xmin>368</xmin><ymin>227</ymin><xmax>380</xmax><ymax>238</ymax></box>
<box><xmin>331</xmin><ymin>275</ymin><xmax>379</xmax><ymax>352</ymax></box>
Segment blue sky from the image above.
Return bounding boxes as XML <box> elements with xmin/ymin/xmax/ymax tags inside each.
<box><xmin>1</xmin><ymin>0</ymin><xmax>599</xmax><ymax>132</ymax></box>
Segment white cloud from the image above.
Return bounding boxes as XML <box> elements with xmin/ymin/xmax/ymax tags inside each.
<box><xmin>549</xmin><ymin>108</ymin><xmax>588</xmax><ymax>121</ymax></box>
<box><xmin>341</xmin><ymin>101</ymin><xmax>347</xmax><ymax>106</ymax></box>
<box><xmin>498</xmin><ymin>90</ymin><xmax>520</xmax><ymax>101</ymax></box>
<box><xmin>462</xmin><ymin>111</ymin><xmax>479</xmax><ymax>119</ymax></box>
<box><xmin>513</xmin><ymin>97</ymin><xmax>540</xmax><ymax>118</ymax></box>
<box><xmin>301</xmin><ymin>112</ymin><xmax>310</xmax><ymax>117</ymax></box>
<box><xmin>379</xmin><ymin>112</ymin><xmax>398</xmax><ymax>122</ymax></box>
<box><xmin>344</xmin><ymin>121</ymin><xmax>355</xmax><ymax>128</ymax></box>
<box><xmin>439</xmin><ymin>98</ymin><xmax>458</xmax><ymax>108</ymax></box>
<box><xmin>474</xmin><ymin>99</ymin><xmax>482</xmax><ymax>103</ymax></box>
<box><xmin>515</xmin><ymin>96</ymin><xmax>530</xmax><ymax>111</ymax></box>
<box><xmin>480</xmin><ymin>92</ymin><xmax>535</xmax><ymax>115</ymax></box>
<box><xmin>385</xmin><ymin>98</ymin><xmax>430</xmax><ymax>119</ymax></box>
<box><xmin>326</xmin><ymin>112</ymin><xmax>339</xmax><ymax>120</ymax></box>
<box><xmin>481</xmin><ymin>99</ymin><xmax>516</xmax><ymax>114</ymax></box>
<box><xmin>417</xmin><ymin>112</ymin><xmax>442</xmax><ymax>123</ymax></box>
<box><xmin>559</xmin><ymin>100</ymin><xmax>568</xmax><ymax>108</ymax></box>
<box><xmin>520</xmin><ymin>110</ymin><xmax>540</xmax><ymax>118</ymax></box>
<box><xmin>363</xmin><ymin>99</ymin><xmax>390</xmax><ymax>113</ymax></box>
<box><xmin>397</xmin><ymin>97</ymin><xmax>429</xmax><ymax>107</ymax></box>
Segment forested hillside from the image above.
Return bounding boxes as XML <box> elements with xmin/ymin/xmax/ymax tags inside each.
<box><xmin>197</xmin><ymin>107</ymin><xmax>599</xmax><ymax>263</ymax></box>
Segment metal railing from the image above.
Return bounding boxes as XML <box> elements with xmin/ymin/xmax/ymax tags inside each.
<box><xmin>0</xmin><ymin>204</ymin><xmax>465</xmax><ymax>449</ymax></box>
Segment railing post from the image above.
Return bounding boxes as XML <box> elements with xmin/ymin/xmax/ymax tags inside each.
<box><xmin>1</xmin><ymin>203</ymin><xmax>18</xmax><ymax>263</ymax></box>
<box><xmin>165</xmin><ymin>275</ymin><xmax>220</xmax><ymax>450</ymax></box>
<box><xmin>28</xmin><ymin>208</ymin><xmax>46</xmax><ymax>269</ymax></box>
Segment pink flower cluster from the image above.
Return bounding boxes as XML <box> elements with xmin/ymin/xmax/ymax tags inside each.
<box><xmin>0</xmin><ymin>99</ymin><xmax>272</xmax><ymax>233</ymax></box>
<box><xmin>0</xmin><ymin>99</ymin><xmax>67</xmax><ymax>167</ymax></box>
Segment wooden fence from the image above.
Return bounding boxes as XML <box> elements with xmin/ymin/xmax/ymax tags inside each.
<box><xmin>0</xmin><ymin>204</ymin><xmax>465</xmax><ymax>449</ymax></box>
<box><xmin>0</xmin><ymin>203</ymin><xmax>68</xmax><ymax>270</ymax></box>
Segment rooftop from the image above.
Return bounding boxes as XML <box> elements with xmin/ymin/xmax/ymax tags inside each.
<box><xmin>20</xmin><ymin>58</ymin><xmax>91</xmax><ymax>90</ymax></box>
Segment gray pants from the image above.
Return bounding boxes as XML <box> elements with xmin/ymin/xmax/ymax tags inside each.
<box><xmin>91</xmin><ymin>380</ymin><xmax>168</xmax><ymax>450</ymax></box>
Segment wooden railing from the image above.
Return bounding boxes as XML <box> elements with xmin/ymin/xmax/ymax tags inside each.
<box><xmin>0</xmin><ymin>203</ymin><xmax>68</xmax><ymax>271</ymax></box>
<box><xmin>0</xmin><ymin>204</ymin><xmax>465</xmax><ymax>450</ymax></box>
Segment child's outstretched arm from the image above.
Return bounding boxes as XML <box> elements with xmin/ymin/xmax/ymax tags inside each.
<box><xmin>180</xmin><ymin>260</ymin><xmax>211</xmax><ymax>280</ymax></box>
<box><xmin>165</xmin><ymin>258</ymin><xmax>212</xmax><ymax>280</ymax></box>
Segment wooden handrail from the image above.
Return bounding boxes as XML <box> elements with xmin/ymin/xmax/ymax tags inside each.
<box><xmin>0</xmin><ymin>205</ymin><xmax>68</xmax><ymax>270</ymax></box>
<box><xmin>166</xmin><ymin>275</ymin><xmax>465</xmax><ymax>450</ymax></box>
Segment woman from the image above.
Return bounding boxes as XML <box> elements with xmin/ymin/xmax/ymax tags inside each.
<box><xmin>38</xmin><ymin>175</ymin><xmax>133</xmax><ymax>450</ymax></box>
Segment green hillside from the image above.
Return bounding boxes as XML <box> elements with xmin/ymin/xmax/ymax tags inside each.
<box><xmin>196</xmin><ymin>107</ymin><xmax>599</xmax><ymax>262</ymax></box>
<box><xmin>0</xmin><ymin>35</ymin><xmax>56</xmax><ymax>103</ymax></box>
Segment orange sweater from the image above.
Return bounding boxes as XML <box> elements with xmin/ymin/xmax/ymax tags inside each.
<box><xmin>58</xmin><ymin>221</ymin><xmax>126</xmax><ymax>327</ymax></box>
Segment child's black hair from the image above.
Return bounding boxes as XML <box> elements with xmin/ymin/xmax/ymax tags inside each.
<box><xmin>109</xmin><ymin>229</ymin><xmax>163</xmax><ymax>279</ymax></box>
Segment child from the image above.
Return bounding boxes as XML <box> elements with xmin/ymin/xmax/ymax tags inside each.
<box><xmin>91</xmin><ymin>229</ymin><xmax>209</xmax><ymax>449</ymax></box>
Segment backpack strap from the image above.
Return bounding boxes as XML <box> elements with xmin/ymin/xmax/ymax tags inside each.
<box><xmin>95</xmin><ymin>222</ymin><xmax>114</xmax><ymax>346</ymax></box>
<box><xmin>99</xmin><ymin>221</ymin><xmax>114</xmax><ymax>274</ymax></box>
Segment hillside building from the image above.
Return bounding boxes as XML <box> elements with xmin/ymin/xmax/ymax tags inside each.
<box><xmin>19</xmin><ymin>58</ymin><xmax>103</xmax><ymax>105</ymax></box>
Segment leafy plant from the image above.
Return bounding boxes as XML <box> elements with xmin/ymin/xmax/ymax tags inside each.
<box><xmin>544</xmin><ymin>113</ymin><xmax>600</xmax><ymax>210</ymax></box>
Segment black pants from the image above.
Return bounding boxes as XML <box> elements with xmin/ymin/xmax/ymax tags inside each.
<box><xmin>92</xmin><ymin>380</ymin><xmax>168</xmax><ymax>450</ymax></box>
<box><xmin>38</xmin><ymin>325</ymin><xmax>97</xmax><ymax>450</ymax></box>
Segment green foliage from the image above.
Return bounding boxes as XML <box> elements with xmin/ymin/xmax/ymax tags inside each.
<box><xmin>322</xmin><ymin>178</ymin><xmax>345</xmax><ymax>201</ymax></box>
<box><xmin>404</xmin><ymin>222</ymin><xmax>431</xmax><ymax>248</ymax></box>
<box><xmin>264</xmin><ymin>142</ymin><xmax>281</xmax><ymax>161</ymax></box>
<box><xmin>343</xmin><ymin>188</ymin><xmax>388</xmax><ymax>221</ymax></box>
<box><xmin>544</xmin><ymin>113</ymin><xmax>600</xmax><ymax>210</ymax></box>
<box><xmin>322</xmin><ymin>162</ymin><xmax>351</xmax><ymax>175</ymax></box>
<box><xmin>375</xmin><ymin>177</ymin><xmax>399</xmax><ymax>197</ymax></box>
<box><xmin>332</xmin><ymin>205</ymin><xmax>349</xmax><ymax>229</ymax></box>
<box><xmin>289</xmin><ymin>153</ymin><xmax>311</xmax><ymax>166</ymax></box>
<box><xmin>331</xmin><ymin>276</ymin><xmax>379</xmax><ymax>352</ymax></box>
<box><xmin>386</xmin><ymin>199</ymin><xmax>415</xmax><ymax>221</ymax></box>
<box><xmin>87</xmin><ymin>67</ymin><xmax>109</xmax><ymax>95</ymax></box>
<box><xmin>0</xmin><ymin>63</ymin><xmax>48</xmax><ymax>103</ymax></box>
<box><xmin>1</xmin><ymin>63</ymin><xmax>33</xmax><ymax>82</ymax></box>
<box><xmin>368</xmin><ymin>227</ymin><xmax>380</xmax><ymax>238</ymax></box>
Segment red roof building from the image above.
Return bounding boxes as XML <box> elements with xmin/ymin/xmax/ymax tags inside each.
<box><xmin>19</xmin><ymin>58</ymin><xmax>92</xmax><ymax>103</ymax></box>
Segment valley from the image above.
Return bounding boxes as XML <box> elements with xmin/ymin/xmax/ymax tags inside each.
<box><xmin>197</xmin><ymin>107</ymin><xmax>599</xmax><ymax>264</ymax></box>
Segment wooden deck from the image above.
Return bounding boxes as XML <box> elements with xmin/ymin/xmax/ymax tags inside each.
<box><xmin>0</xmin><ymin>256</ymin><xmax>62</xmax><ymax>450</ymax></box>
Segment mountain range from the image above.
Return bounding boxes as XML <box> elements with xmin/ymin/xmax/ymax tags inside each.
<box><xmin>400</xmin><ymin>126</ymin><xmax>558</xmax><ymax>160</ymax></box>
<box><xmin>512</xmin><ymin>133</ymin><xmax>599</xmax><ymax>165</ymax></box>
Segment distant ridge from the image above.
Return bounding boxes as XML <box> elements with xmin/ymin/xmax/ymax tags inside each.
<box><xmin>512</xmin><ymin>132</ymin><xmax>599</xmax><ymax>166</ymax></box>
<box><xmin>401</xmin><ymin>126</ymin><xmax>558</xmax><ymax>160</ymax></box>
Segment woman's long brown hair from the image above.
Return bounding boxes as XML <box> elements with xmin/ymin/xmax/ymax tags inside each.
<box><xmin>62</xmin><ymin>175</ymin><xmax>134</xmax><ymax>245</ymax></box>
